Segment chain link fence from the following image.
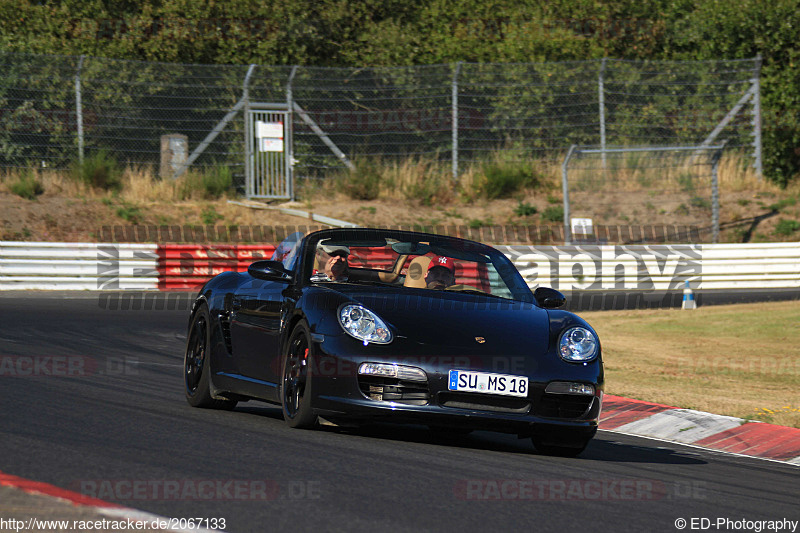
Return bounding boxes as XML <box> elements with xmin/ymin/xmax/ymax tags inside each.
<box><xmin>562</xmin><ymin>145</ymin><xmax>725</xmax><ymax>244</ymax></box>
<box><xmin>0</xmin><ymin>51</ymin><xmax>761</xmax><ymax>190</ymax></box>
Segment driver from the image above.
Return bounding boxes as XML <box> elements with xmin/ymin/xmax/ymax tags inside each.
<box><xmin>425</xmin><ymin>255</ymin><xmax>456</xmax><ymax>289</ymax></box>
<box><xmin>311</xmin><ymin>243</ymin><xmax>350</xmax><ymax>282</ymax></box>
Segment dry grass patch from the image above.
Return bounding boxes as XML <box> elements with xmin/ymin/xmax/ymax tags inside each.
<box><xmin>581</xmin><ymin>301</ymin><xmax>800</xmax><ymax>427</ymax></box>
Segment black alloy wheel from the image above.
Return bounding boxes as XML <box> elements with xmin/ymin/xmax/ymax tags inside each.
<box><xmin>281</xmin><ymin>322</ymin><xmax>317</xmax><ymax>428</ymax></box>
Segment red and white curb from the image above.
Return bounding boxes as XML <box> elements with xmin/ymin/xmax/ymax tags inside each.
<box><xmin>600</xmin><ymin>395</ymin><xmax>800</xmax><ymax>465</ymax></box>
<box><xmin>0</xmin><ymin>471</ymin><xmax>225</xmax><ymax>532</ymax></box>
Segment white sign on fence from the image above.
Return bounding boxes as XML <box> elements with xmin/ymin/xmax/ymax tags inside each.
<box><xmin>256</xmin><ymin>121</ymin><xmax>284</xmax><ymax>152</ymax></box>
<box><xmin>571</xmin><ymin>218</ymin><xmax>594</xmax><ymax>236</ymax></box>
<box><xmin>259</xmin><ymin>138</ymin><xmax>284</xmax><ymax>152</ymax></box>
<box><xmin>256</xmin><ymin>121</ymin><xmax>283</xmax><ymax>139</ymax></box>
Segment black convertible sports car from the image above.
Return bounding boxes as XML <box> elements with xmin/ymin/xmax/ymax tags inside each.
<box><xmin>183</xmin><ymin>228</ymin><xmax>603</xmax><ymax>456</ymax></box>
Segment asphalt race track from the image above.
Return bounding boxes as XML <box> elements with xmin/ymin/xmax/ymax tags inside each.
<box><xmin>1</xmin><ymin>293</ymin><xmax>798</xmax><ymax>533</ymax></box>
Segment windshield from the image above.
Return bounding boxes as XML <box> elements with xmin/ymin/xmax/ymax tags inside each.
<box><xmin>306</xmin><ymin>231</ymin><xmax>533</xmax><ymax>303</ymax></box>
<box><xmin>271</xmin><ymin>231</ymin><xmax>303</xmax><ymax>272</ymax></box>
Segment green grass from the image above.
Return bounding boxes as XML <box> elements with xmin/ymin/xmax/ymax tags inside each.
<box><xmin>769</xmin><ymin>196</ymin><xmax>796</xmax><ymax>212</ymax></box>
<box><xmin>774</xmin><ymin>218</ymin><xmax>800</xmax><ymax>236</ymax></box>
<box><xmin>116</xmin><ymin>202</ymin><xmax>143</xmax><ymax>224</ymax></box>
<box><xmin>690</xmin><ymin>196</ymin><xmax>711</xmax><ymax>210</ymax></box>
<box><xmin>581</xmin><ymin>301</ymin><xmax>800</xmax><ymax>428</ymax></box>
<box><xmin>467</xmin><ymin>217</ymin><xmax>493</xmax><ymax>228</ymax></box>
<box><xmin>200</xmin><ymin>206</ymin><xmax>224</xmax><ymax>225</ymax></box>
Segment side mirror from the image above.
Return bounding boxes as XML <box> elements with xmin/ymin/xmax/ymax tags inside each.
<box><xmin>534</xmin><ymin>287</ymin><xmax>566</xmax><ymax>309</ymax></box>
<box><xmin>247</xmin><ymin>260</ymin><xmax>292</xmax><ymax>282</ymax></box>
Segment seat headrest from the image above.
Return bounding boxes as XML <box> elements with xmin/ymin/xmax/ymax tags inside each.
<box><xmin>403</xmin><ymin>256</ymin><xmax>432</xmax><ymax>288</ymax></box>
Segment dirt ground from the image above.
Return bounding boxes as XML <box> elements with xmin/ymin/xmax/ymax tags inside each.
<box><xmin>1</xmin><ymin>175</ymin><xmax>798</xmax><ymax>243</ymax></box>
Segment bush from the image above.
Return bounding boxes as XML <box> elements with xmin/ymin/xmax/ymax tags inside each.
<box><xmin>541</xmin><ymin>205</ymin><xmax>564</xmax><ymax>223</ymax></box>
<box><xmin>178</xmin><ymin>166</ymin><xmax>233</xmax><ymax>200</ymax></box>
<box><xmin>10</xmin><ymin>172</ymin><xmax>44</xmax><ymax>200</ymax></box>
<box><xmin>513</xmin><ymin>200</ymin><xmax>537</xmax><ymax>217</ymax></box>
<box><xmin>201</xmin><ymin>165</ymin><xmax>233</xmax><ymax>199</ymax></box>
<box><xmin>340</xmin><ymin>161</ymin><xmax>381</xmax><ymax>200</ymax></box>
<box><xmin>477</xmin><ymin>160</ymin><xmax>539</xmax><ymax>199</ymax></box>
<box><xmin>402</xmin><ymin>172</ymin><xmax>451</xmax><ymax>206</ymax></box>
<box><xmin>71</xmin><ymin>149</ymin><xmax>122</xmax><ymax>191</ymax></box>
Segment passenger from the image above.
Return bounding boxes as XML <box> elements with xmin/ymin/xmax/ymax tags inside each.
<box><xmin>311</xmin><ymin>243</ymin><xmax>350</xmax><ymax>282</ymax></box>
<box><xmin>425</xmin><ymin>255</ymin><xmax>456</xmax><ymax>290</ymax></box>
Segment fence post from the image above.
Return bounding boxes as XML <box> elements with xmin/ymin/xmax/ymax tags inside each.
<box><xmin>452</xmin><ymin>61</ymin><xmax>462</xmax><ymax>182</ymax></box>
<box><xmin>598</xmin><ymin>57</ymin><xmax>607</xmax><ymax>171</ymax></box>
<box><xmin>711</xmin><ymin>151</ymin><xmax>720</xmax><ymax>244</ymax></box>
<box><xmin>75</xmin><ymin>55</ymin><xmax>85</xmax><ymax>166</ymax></box>
<box><xmin>751</xmin><ymin>55</ymin><xmax>763</xmax><ymax>179</ymax></box>
<box><xmin>242</xmin><ymin>64</ymin><xmax>257</xmax><ymax>196</ymax></box>
<box><xmin>287</xmin><ymin>65</ymin><xmax>298</xmax><ymax>200</ymax></box>
<box><xmin>562</xmin><ymin>145</ymin><xmax>577</xmax><ymax>245</ymax></box>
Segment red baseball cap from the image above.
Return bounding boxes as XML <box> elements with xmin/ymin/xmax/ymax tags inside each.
<box><xmin>427</xmin><ymin>255</ymin><xmax>455</xmax><ymax>273</ymax></box>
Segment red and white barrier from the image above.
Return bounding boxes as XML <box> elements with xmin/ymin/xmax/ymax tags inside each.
<box><xmin>156</xmin><ymin>244</ymin><xmax>275</xmax><ymax>290</ymax></box>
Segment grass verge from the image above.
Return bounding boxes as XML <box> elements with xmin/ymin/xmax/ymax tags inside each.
<box><xmin>581</xmin><ymin>301</ymin><xmax>800</xmax><ymax>428</ymax></box>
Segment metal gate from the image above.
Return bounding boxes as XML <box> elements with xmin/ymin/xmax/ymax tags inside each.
<box><xmin>245</xmin><ymin>105</ymin><xmax>292</xmax><ymax>199</ymax></box>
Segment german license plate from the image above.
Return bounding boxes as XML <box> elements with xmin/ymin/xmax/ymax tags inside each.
<box><xmin>448</xmin><ymin>370</ymin><xmax>528</xmax><ymax>397</ymax></box>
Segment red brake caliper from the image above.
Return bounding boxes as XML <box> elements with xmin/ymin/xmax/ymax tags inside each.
<box><xmin>302</xmin><ymin>348</ymin><xmax>309</xmax><ymax>366</ymax></box>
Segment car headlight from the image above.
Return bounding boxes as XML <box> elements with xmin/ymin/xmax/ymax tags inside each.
<box><xmin>558</xmin><ymin>327</ymin><xmax>598</xmax><ymax>362</ymax></box>
<box><xmin>338</xmin><ymin>304</ymin><xmax>393</xmax><ymax>345</ymax></box>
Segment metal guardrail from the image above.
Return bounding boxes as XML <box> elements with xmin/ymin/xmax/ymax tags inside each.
<box><xmin>0</xmin><ymin>242</ymin><xmax>159</xmax><ymax>290</ymax></box>
<box><xmin>498</xmin><ymin>242</ymin><xmax>800</xmax><ymax>293</ymax></box>
<box><xmin>2</xmin><ymin>242</ymin><xmax>799</xmax><ymax>295</ymax></box>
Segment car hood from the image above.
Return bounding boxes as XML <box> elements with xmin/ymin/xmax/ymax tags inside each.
<box><xmin>311</xmin><ymin>284</ymin><xmax>550</xmax><ymax>350</ymax></box>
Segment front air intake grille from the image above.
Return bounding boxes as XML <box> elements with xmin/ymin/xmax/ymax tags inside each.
<box><xmin>534</xmin><ymin>393</ymin><xmax>594</xmax><ymax>419</ymax></box>
<box><xmin>438</xmin><ymin>392</ymin><xmax>531</xmax><ymax>414</ymax></box>
<box><xmin>358</xmin><ymin>375</ymin><xmax>430</xmax><ymax>406</ymax></box>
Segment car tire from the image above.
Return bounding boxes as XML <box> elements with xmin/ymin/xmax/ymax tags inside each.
<box><xmin>531</xmin><ymin>436</ymin><xmax>590</xmax><ymax>458</ymax></box>
<box><xmin>184</xmin><ymin>303</ymin><xmax>237</xmax><ymax>410</ymax></box>
<box><xmin>281</xmin><ymin>322</ymin><xmax>318</xmax><ymax>429</ymax></box>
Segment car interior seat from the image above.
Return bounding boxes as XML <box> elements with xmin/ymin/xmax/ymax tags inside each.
<box><xmin>403</xmin><ymin>256</ymin><xmax>432</xmax><ymax>288</ymax></box>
